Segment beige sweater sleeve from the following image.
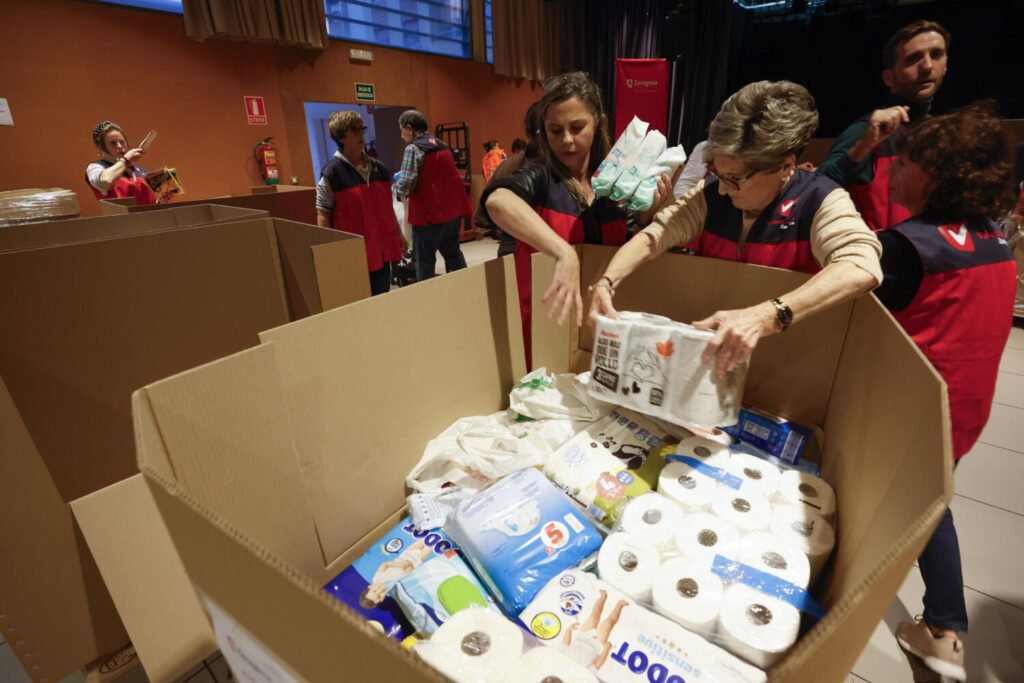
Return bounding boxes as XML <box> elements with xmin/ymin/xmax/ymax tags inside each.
<box><xmin>638</xmin><ymin>179</ymin><xmax>708</xmax><ymax>255</ymax></box>
<box><xmin>811</xmin><ymin>188</ymin><xmax>883</xmax><ymax>285</ymax></box>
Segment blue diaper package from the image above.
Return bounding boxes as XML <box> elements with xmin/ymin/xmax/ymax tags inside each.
<box><xmin>444</xmin><ymin>467</ymin><xmax>604</xmax><ymax>615</ymax></box>
<box><xmin>323</xmin><ymin>517</ymin><xmax>458</xmax><ymax>640</ymax></box>
<box><xmin>392</xmin><ymin>550</ymin><xmax>502</xmax><ymax>635</ymax></box>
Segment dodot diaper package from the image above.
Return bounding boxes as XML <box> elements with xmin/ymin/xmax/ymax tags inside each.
<box><xmin>590</xmin><ymin>312</ymin><xmax>747</xmax><ymax>429</ymax></box>
<box><xmin>323</xmin><ymin>517</ymin><xmax>459</xmax><ymax>641</ymax></box>
<box><xmin>520</xmin><ymin>568</ymin><xmax>766</xmax><ymax>683</ymax></box>
<box><xmin>444</xmin><ymin>467</ymin><xmax>603</xmax><ymax>615</ymax></box>
<box><xmin>543</xmin><ymin>407</ymin><xmax>674</xmax><ymax>528</ymax></box>
<box><xmin>392</xmin><ymin>549</ymin><xmax>502</xmax><ymax>635</ymax></box>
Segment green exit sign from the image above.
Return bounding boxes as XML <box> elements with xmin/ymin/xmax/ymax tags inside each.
<box><xmin>355</xmin><ymin>83</ymin><xmax>375</xmax><ymax>102</ymax></box>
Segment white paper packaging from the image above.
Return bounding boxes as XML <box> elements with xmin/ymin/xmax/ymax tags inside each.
<box><xmin>769</xmin><ymin>504</ymin><xmax>836</xmax><ymax>582</ymax></box>
<box><xmin>597</xmin><ymin>532</ymin><xmax>662</xmax><ymax>603</ymax></box>
<box><xmin>415</xmin><ymin>607</ymin><xmax>524</xmax><ymax>683</ymax></box>
<box><xmin>717</xmin><ymin>584</ymin><xmax>801</xmax><ymax>670</ymax></box>
<box><xmin>773</xmin><ymin>469</ymin><xmax>837</xmax><ymax>523</ymax></box>
<box><xmin>592</xmin><ymin>116</ymin><xmax>648</xmax><ymax>197</ymax></box>
<box><xmin>673</xmin><ymin>512</ymin><xmax>742</xmax><ymax>567</ymax></box>
<box><xmin>610</xmin><ymin>130</ymin><xmax>667</xmax><ymax>202</ymax></box>
<box><xmin>651</xmin><ymin>557</ymin><xmax>724</xmax><ymax>639</ymax></box>
<box><xmin>628</xmin><ymin>145</ymin><xmax>688</xmax><ymax>212</ymax></box>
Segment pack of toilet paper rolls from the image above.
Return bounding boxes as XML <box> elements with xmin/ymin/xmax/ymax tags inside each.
<box><xmin>593</xmin><ymin>116</ymin><xmax>648</xmax><ymax>198</ymax></box>
<box><xmin>543</xmin><ymin>407</ymin><xmax>675</xmax><ymax>529</ymax></box>
<box><xmin>414</xmin><ymin>606</ymin><xmax>525</xmax><ymax>683</ymax></box>
<box><xmin>520</xmin><ymin>568</ymin><xmax>767</xmax><ymax>683</ymax></box>
<box><xmin>589</xmin><ymin>312</ymin><xmax>747</xmax><ymax>429</ymax></box>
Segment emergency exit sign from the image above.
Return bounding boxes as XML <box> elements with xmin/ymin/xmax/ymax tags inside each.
<box><xmin>354</xmin><ymin>83</ymin><xmax>375</xmax><ymax>102</ymax></box>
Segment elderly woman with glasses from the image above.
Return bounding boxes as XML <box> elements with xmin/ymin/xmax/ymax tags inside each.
<box><xmin>316</xmin><ymin>110</ymin><xmax>406</xmax><ymax>296</ymax></box>
<box><xmin>588</xmin><ymin>80</ymin><xmax>882</xmax><ymax>378</ymax></box>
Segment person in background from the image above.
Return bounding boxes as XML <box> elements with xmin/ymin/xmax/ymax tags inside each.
<box><xmin>482</xmin><ymin>71</ymin><xmax>677</xmax><ymax>365</ymax></box>
<box><xmin>394</xmin><ymin>110</ymin><xmax>472</xmax><ymax>282</ymax></box>
<box><xmin>588</xmin><ymin>81</ymin><xmax>882</xmax><ymax>379</ymax></box>
<box><xmin>316</xmin><ymin>110</ymin><xmax>405</xmax><ymax>296</ymax></box>
<box><xmin>85</xmin><ymin>121</ymin><xmax>157</xmax><ymax>205</ymax></box>
<box><xmin>818</xmin><ymin>19</ymin><xmax>950</xmax><ymax>231</ymax></box>
<box><xmin>672</xmin><ymin>139</ymin><xmax>709</xmax><ymax>198</ymax></box>
<box><xmin>481</xmin><ymin>139</ymin><xmax>507</xmax><ymax>184</ymax></box>
<box><xmin>473</xmin><ymin>102</ymin><xmax>543</xmax><ymax>259</ymax></box>
<box><xmin>510</xmin><ymin>138</ymin><xmax>528</xmax><ymax>156</ymax></box>
<box><xmin>876</xmin><ymin>104</ymin><xmax>1017</xmax><ymax>681</ymax></box>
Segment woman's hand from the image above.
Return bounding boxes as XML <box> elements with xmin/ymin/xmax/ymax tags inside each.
<box><xmin>692</xmin><ymin>300</ymin><xmax>778</xmax><ymax>379</ymax></box>
<box><xmin>637</xmin><ymin>167</ymin><xmax>683</xmax><ymax>226</ymax></box>
<box><xmin>123</xmin><ymin>147</ymin><xmax>145</xmax><ymax>164</ymax></box>
<box><xmin>541</xmin><ymin>244</ymin><xmax>583</xmax><ymax>327</ymax></box>
<box><xmin>586</xmin><ymin>283</ymin><xmax>618</xmax><ymax>333</ymax></box>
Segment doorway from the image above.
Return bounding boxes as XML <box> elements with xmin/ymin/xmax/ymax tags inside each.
<box><xmin>304</xmin><ymin>102</ymin><xmax>414</xmax><ymax>181</ymax></box>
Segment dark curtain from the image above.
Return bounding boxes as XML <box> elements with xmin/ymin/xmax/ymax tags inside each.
<box><xmin>183</xmin><ymin>0</ymin><xmax>328</xmax><ymax>50</ymax></box>
<box><xmin>492</xmin><ymin>0</ymin><xmax>587</xmax><ymax>80</ymax></box>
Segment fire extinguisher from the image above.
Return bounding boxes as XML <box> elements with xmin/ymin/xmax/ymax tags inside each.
<box><xmin>253</xmin><ymin>137</ymin><xmax>279</xmax><ymax>185</ymax></box>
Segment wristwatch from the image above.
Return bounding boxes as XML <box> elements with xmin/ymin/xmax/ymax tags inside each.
<box><xmin>770</xmin><ymin>298</ymin><xmax>793</xmax><ymax>331</ymax></box>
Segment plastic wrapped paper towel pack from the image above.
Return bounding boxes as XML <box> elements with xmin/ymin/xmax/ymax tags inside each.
<box><xmin>592</xmin><ymin>116</ymin><xmax>648</xmax><ymax>198</ymax></box>
<box><xmin>609</xmin><ymin>130</ymin><xmax>667</xmax><ymax>202</ymax></box>
<box><xmin>628</xmin><ymin>145</ymin><xmax>688</xmax><ymax>212</ymax></box>
<box><xmin>589</xmin><ymin>312</ymin><xmax>747</xmax><ymax>429</ymax></box>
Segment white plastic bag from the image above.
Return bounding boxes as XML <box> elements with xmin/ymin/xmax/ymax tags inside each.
<box><xmin>508</xmin><ymin>368</ymin><xmax>615</xmax><ymax>424</ymax></box>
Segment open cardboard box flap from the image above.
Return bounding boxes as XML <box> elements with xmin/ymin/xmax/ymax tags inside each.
<box><xmin>0</xmin><ymin>217</ymin><xmax>370</xmax><ymax>682</ymax></box>
<box><xmin>135</xmin><ymin>248</ymin><xmax>951</xmax><ymax>682</ymax></box>
<box><xmin>99</xmin><ymin>188</ymin><xmax>318</xmax><ymax>225</ymax></box>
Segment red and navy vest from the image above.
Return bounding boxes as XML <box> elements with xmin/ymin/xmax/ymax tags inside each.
<box><xmin>697</xmin><ymin>169</ymin><xmax>836</xmax><ymax>274</ymax></box>
<box><xmin>86</xmin><ymin>159</ymin><xmax>157</xmax><ymax>205</ymax></box>
<box><xmin>321</xmin><ymin>155</ymin><xmax>403</xmax><ymax>271</ymax></box>
<box><xmin>849</xmin><ymin>114</ymin><xmax>913</xmax><ymax>232</ymax></box>
<box><xmin>514</xmin><ymin>164</ymin><xmax>630</xmax><ymax>367</ymax></box>
<box><xmin>889</xmin><ymin>215</ymin><xmax>1016</xmax><ymax>459</ymax></box>
<box><xmin>407</xmin><ymin>134</ymin><xmax>472</xmax><ymax>226</ymax></box>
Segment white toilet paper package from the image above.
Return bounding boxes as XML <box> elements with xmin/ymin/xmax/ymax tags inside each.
<box><xmin>543</xmin><ymin>407</ymin><xmax>675</xmax><ymax>528</ymax></box>
<box><xmin>392</xmin><ymin>548</ymin><xmax>503</xmax><ymax>635</ymax></box>
<box><xmin>444</xmin><ymin>466</ymin><xmax>603</xmax><ymax>615</ymax></box>
<box><xmin>628</xmin><ymin>145</ymin><xmax>688</xmax><ymax>212</ymax></box>
<box><xmin>323</xmin><ymin>517</ymin><xmax>459</xmax><ymax>641</ymax></box>
<box><xmin>414</xmin><ymin>606</ymin><xmax>525</xmax><ymax>683</ymax></box>
<box><xmin>592</xmin><ymin>116</ymin><xmax>648</xmax><ymax>198</ymax></box>
<box><xmin>519</xmin><ymin>568</ymin><xmax>767</xmax><ymax>683</ymax></box>
<box><xmin>589</xmin><ymin>312</ymin><xmax>747</xmax><ymax>429</ymax></box>
<box><xmin>609</xmin><ymin>130</ymin><xmax>667</xmax><ymax>202</ymax></box>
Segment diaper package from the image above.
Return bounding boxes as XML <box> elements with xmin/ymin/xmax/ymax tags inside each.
<box><xmin>392</xmin><ymin>549</ymin><xmax>502</xmax><ymax>635</ymax></box>
<box><xmin>593</xmin><ymin>116</ymin><xmax>648</xmax><ymax>198</ymax></box>
<box><xmin>609</xmin><ymin>130</ymin><xmax>667</xmax><ymax>202</ymax></box>
<box><xmin>520</xmin><ymin>568</ymin><xmax>766</xmax><ymax>683</ymax></box>
<box><xmin>543</xmin><ymin>408</ymin><xmax>675</xmax><ymax>528</ymax></box>
<box><xmin>590</xmin><ymin>312</ymin><xmax>747</xmax><ymax>429</ymax></box>
<box><xmin>444</xmin><ymin>467</ymin><xmax>603</xmax><ymax>615</ymax></box>
<box><xmin>323</xmin><ymin>517</ymin><xmax>459</xmax><ymax>641</ymax></box>
<box><xmin>628</xmin><ymin>145</ymin><xmax>688</xmax><ymax>212</ymax></box>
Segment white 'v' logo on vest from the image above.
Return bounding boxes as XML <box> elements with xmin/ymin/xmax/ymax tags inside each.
<box><xmin>948</xmin><ymin>224</ymin><xmax>968</xmax><ymax>245</ymax></box>
<box><xmin>938</xmin><ymin>222</ymin><xmax>974</xmax><ymax>251</ymax></box>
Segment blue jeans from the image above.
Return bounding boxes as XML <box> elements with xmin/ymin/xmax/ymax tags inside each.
<box><xmin>919</xmin><ymin>505</ymin><xmax>968</xmax><ymax>632</ymax></box>
<box><xmin>412</xmin><ymin>217</ymin><xmax>467</xmax><ymax>282</ymax></box>
<box><xmin>368</xmin><ymin>262</ymin><xmax>391</xmax><ymax>296</ymax></box>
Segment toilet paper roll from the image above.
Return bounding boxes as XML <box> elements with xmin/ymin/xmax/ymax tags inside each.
<box><xmin>673</xmin><ymin>512</ymin><xmax>741</xmax><ymax>567</ymax></box>
<box><xmin>726</xmin><ymin>452</ymin><xmax>781</xmax><ymax>498</ymax></box>
<box><xmin>774</xmin><ymin>470</ymin><xmax>836</xmax><ymax>523</ymax></box>
<box><xmin>663</xmin><ymin>324</ymin><xmax>747</xmax><ymax>429</ymax></box>
<box><xmin>651</xmin><ymin>557</ymin><xmax>724</xmax><ymax>639</ymax></box>
<box><xmin>416</xmin><ymin>607</ymin><xmax>524</xmax><ymax>683</ymax></box>
<box><xmin>710</xmin><ymin>488</ymin><xmax>772</xmax><ymax>534</ymax></box>
<box><xmin>770</xmin><ymin>504</ymin><xmax>836</xmax><ymax>582</ymax></box>
<box><xmin>597</xmin><ymin>532</ymin><xmax>662</xmax><ymax>603</ymax></box>
<box><xmin>718</xmin><ymin>584</ymin><xmax>801</xmax><ymax>670</ymax></box>
<box><xmin>619</xmin><ymin>493</ymin><xmax>683</xmax><ymax>553</ymax></box>
<box><xmin>720</xmin><ymin>531</ymin><xmax>811</xmax><ymax>590</ymax></box>
<box><xmin>658</xmin><ymin>459</ymin><xmax>721</xmax><ymax>512</ymax></box>
<box><xmin>503</xmin><ymin>646</ymin><xmax>599</xmax><ymax>683</ymax></box>
<box><xmin>672</xmin><ymin>435</ymin><xmax>732</xmax><ymax>466</ymax></box>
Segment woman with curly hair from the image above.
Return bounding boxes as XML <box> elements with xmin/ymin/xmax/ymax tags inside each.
<box><xmin>588</xmin><ymin>80</ymin><xmax>882</xmax><ymax>378</ymax></box>
<box><xmin>879</xmin><ymin>103</ymin><xmax>1017</xmax><ymax>681</ymax></box>
<box><xmin>85</xmin><ymin>121</ymin><xmax>157</xmax><ymax>205</ymax></box>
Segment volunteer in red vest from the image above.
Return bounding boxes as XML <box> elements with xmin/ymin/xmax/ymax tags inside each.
<box><xmin>393</xmin><ymin>110</ymin><xmax>472</xmax><ymax>282</ymax></box>
<box><xmin>588</xmin><ymin>80</ymin><xmax>882</xmax><ymax>379</ymax></box>
<box><xmin>818</xmin><ymin>19</ymin><xmax>950</xmax><ymax>231</ymax></box>
<box><xmin>481</xmin><ymin>140</ymin><xmax>507</xmax><ymax>184</ymax></box>
<box><xmin>481</xmin><ymin>71</ymin><xmax>677</xmax><ymax>365</ymax></box>
<box><xmin>85</xmin><ymin>121</ymin><xmax>157</xmax><ymax>205</ymax></box>
<box><xmin>876</xmin><ymin>104</ymin><xmax>1016</xmax><ymax>681</ymax></box>
<box><xmin>316</xmin><ymin>110</ymin><xmax>405</xmax><ymax>296</ymax></box>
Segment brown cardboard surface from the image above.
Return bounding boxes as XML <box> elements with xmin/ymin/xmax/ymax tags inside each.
<box><xmin>135</xmin><ymin>251</ymin><xmax>949</xmax><ymax>682</ymax></box>
<box><xmin>99</xmin><ymin>188</ymin><xmax>318</xmax><ymax>225</ymax></box>
<box><xmin>0</xmin><ymin>204</ymin><xmax>266</xmax><ymax>253</ymax></box>
<box><xmin>69</xmin><ymin>475</ymin><xmax>217</xmax><ymax>683</ymax></box>
<box><xmin>271</xmin><ymin>220</ymin><xmax>370</xmax><ymax>317</ymax></box>
<box><xmin>0</xmin><ymin>217</ymin><xmax>370</xmax><ymax>681</ymax></box>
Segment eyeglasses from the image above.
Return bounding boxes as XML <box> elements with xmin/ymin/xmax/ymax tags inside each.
<box><xmin>706</xmin><ymin>164</ymin><xmax>760</xmax><ymax>191</ymax></box>
<box><xmin>349</xmin><ymin>125</ymin><xmax>368</xmax><ymax>133</ymax></box>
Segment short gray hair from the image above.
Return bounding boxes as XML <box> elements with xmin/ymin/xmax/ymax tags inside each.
<box><xmin>703</xmin><ymin>81</ymin><xmax>819</xmax><ymax>171</ymax></box>
<box><xmin>399</xmin><ymin>110</ymin><xmax>427</xmax><ymax>132</ymax></box>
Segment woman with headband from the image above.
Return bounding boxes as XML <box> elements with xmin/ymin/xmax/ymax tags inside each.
<box><xmin>85</xmin><ymin>121</ymin><xmax>157</xmax><ymax>205</ymax></box>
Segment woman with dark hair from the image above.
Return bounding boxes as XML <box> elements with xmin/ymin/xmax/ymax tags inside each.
<box><xmin>879</xmin><ymin>104</ymin><xmax>1016</xmax><ymax>681</ymax></box>
<box><xmin>85</xmin><ymin>121</ymin><xmax>157</xmax><ymax>205</ymax></box>
<box><xmin>481</xmin><ymin>71</ymin><xmax>676</xmax><ymax>361</ymax></box>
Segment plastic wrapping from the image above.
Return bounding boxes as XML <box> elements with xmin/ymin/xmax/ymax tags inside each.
<box><xmin>628</xmin><ymin>145</ymin><xmax>688</xmax><ymax>212</ymax></box>
<box><xmin>592</xmin><ymin>116</ymin><xmax>648</xmax><ymax>198</ymax></box>
<box><xmin>609</xmin><ymin>130</ymin><xmax>667</xmax><ymax>202</ymax></box>
<box><xmin>414</xmin><ymin>606</ymin><xmax>525</xmax><ymax>683</ymax></box>
<box><xmin>0</xmin><ymin>188</ymin><xmax>79</xmax><ymax>226</ymax></box>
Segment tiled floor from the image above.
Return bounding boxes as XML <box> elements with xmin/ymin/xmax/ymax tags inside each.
<box><xmin>3</xmin><ymin>238</ymin><xmax>1020</xmax><ymax>682</ymax></box>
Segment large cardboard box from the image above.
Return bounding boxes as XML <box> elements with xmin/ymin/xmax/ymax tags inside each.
<box><xmin>0</xmin><ymin>217</ymin><xmax>371</xmax><ymax>682</ymax></box>
<box><xmin>133</xmin><ymin>247</ymin><xmax>952</xmax><ymax>682</ymax></box>
<box><xmin>99</xmin><ymin>187</ymin><xmax>318</xmax><ymax>225</ymax></box>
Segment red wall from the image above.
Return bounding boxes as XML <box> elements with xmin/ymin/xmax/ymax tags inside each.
<box><xmin>0</xmin><ymin>1</ymin><xmax>540</xmax><ymax>217</ymax></box>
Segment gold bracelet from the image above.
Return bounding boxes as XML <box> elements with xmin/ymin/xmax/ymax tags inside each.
<box><xmin>587</xmin><ymin>276</ymin><xmax>615</xmax><ymax>297</ymax></box>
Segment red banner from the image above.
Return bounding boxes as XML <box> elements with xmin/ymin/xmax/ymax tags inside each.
<box><xmin>614</xmin><ymin>59</ymin><xmax>670</xmax><ymax>139</ymax></box>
